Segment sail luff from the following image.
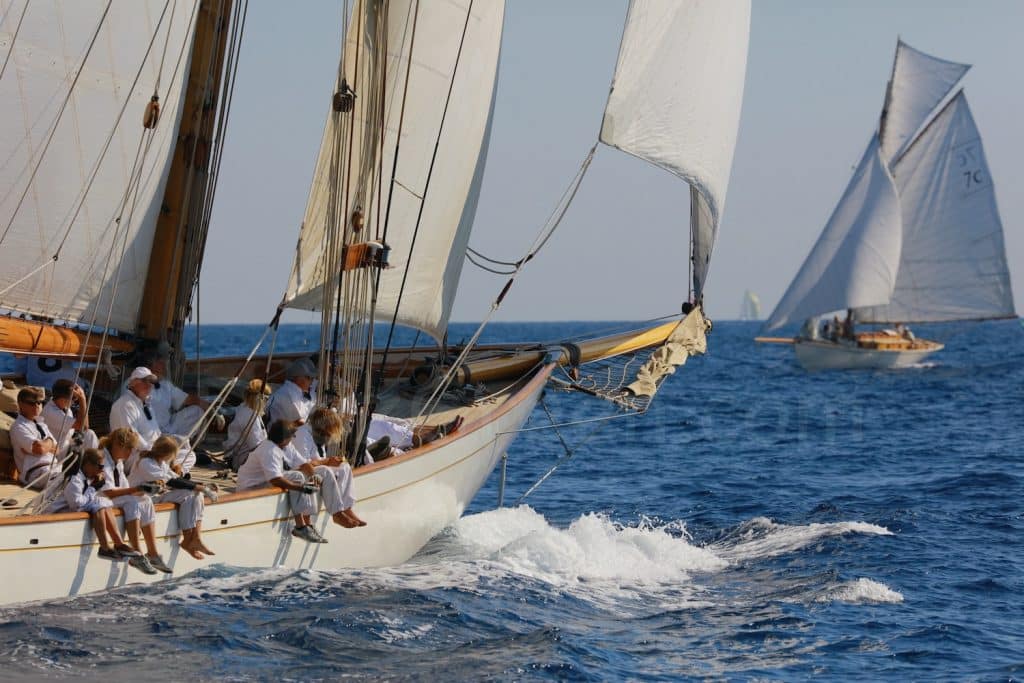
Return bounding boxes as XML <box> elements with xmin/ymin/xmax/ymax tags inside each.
<box><xmin>599</xmin><ymin>0</ymin><xmax>751</xmax><ymax>299</ymax></box>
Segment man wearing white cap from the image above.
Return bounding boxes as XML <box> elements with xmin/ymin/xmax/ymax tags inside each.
<box><xmin>268</xmin><ymin>358</ymin><xmax>318</xmax><ymax>426</ymax></box>
<box><xmin>141</xmin><ymin>350</ymin><xmax>222</xmax><ymax>436</ymax></box>
<box><xmin>109</xmin><ymin>367</ymin><xmax>196</xmax><ymax>473</ymax></box>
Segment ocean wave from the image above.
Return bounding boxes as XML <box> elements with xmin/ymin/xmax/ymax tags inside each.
<box><xmin>709</xmin><ymin>516</ymin><xmax>893</xmax><ymax>561</ymax></box>
<box><xmin>817</xmin><ymin>578</ymin><xmax>904</xmax><ymax>604</ymax></box>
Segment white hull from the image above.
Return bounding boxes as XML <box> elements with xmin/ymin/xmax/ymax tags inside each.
<box><xmin>793</xmin><ymin>339</ymin><xmax>942</xmax><ymax>371</ymax></box>
<box><xmin>0</xmin><ymin>367</ymin><xmax>553</xmax><ymax>606</ymax></box>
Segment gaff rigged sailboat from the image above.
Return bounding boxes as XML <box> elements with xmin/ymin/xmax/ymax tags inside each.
<box><xmin>0</xmin><ymin>0</ymin><xmax>749</xmax><ymax>605</ymax></box>
<box><xmin>759</xmin><ymin>40</ymin><xmax>1015</xmax><ymax>371</ymax></box>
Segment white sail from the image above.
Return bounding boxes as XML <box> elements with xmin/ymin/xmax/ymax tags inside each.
<box><xmin>599</xmin><ymin>0</ymin><xmax>750</xmax><ymax>298</ymax></box>
<box><xmin>0</xmin><ymin>1</ymin><xmax>198</xmax><ymax>333</ymax></box>
<box><xmin>284</xmin><ymin>0</ymin><xmax>504</xmax><ymax>342</ymax></box>
<box><xmin>879</xmin><ymin>40</ymin><xmax>970</xmax><ymax>164</ymax></box>
<box><xmin>856</xmin><ymin>93</ymin><xmax>1015</xmax><ymax>323</ymax></box>
<box><xmin>763</xmin><ymin>138</ymin><xmax>902</xmax><ymax>332</ymax></box>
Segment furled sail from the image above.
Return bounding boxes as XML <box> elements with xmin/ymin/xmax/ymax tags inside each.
<box><xmin>879</xmin><ymin>40</ymin><xmax>970</xmax><ymax>164</ymax></box>
<box><xmin>0</xmin><ymin>1</ymin><xmax>198</xmax><ymax>333</ymax></box>
<box><xmin>856</xmin><ymin>93</ymin><xmax>1015</xmax><ymax>323</ymax></box>
<box><xmin>284</xmin><ymin>0</ymin><xmax>505</xmax><ymax>342</ymax></box>
<box><xmin>599</xmin><ymin>0</ymin><xmax>750</xmax><ymax>298</ymax></box>
<box><xmin>763</xmin><ymin>138</ymin><xmax>902</xmax><ymax>331</ymax></box>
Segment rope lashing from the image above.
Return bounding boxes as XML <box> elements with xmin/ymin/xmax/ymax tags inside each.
<box><xmin>143</xmin><ymin>95</ymin><xmax>160</xmax><ymax>129</ymax></box>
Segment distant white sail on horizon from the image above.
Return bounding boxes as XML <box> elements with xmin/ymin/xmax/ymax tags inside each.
<box><xmin>600</xmin><ymin>0</ymin><xmax>750</xmax><ymax>299</ymax></box>
<box><xmin>740</xmin><ymin>289</ymin><xmax>761</xmax><ymax>320</ymax></box>
<box><xmin>856</xmin><ymin>92</ymin><xmax>1015</xmax><ymax>324</ymax></box>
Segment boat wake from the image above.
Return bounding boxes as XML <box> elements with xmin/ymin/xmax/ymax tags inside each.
<box><xmin>38</xmin><ymin>507</ymin><xmax>900</xmax><ymax>616</ymax></box>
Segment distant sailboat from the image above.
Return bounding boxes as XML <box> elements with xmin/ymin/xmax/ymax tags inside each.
<box><xmin>739</xmin><ymin>289</ymin><xmax>761</xmax><ymax>320</ymax></box>
<box><xmin>759</xmin><ymin>40</ymin><xmax>1015</xmax><ymax>370</ymax></box>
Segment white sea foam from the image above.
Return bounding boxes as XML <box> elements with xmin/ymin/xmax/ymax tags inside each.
<box><xmin>451</xmin><ymin>506</ymin><xmax>726</xmax><ymax>586</ymax></box>
<box><xmin>818</xmin><ymin>578</ymin><xmax>903</xmax><ymax>604</ymax></box>
<box><xmin>122</xmin><ymin>508</ymin><xmax>894</xmax><ymax>614</ymax></box>
<box><xmin>711</xmin><ymin>516</ymin><xmax>893</xmax><ymax>561</ymax></box>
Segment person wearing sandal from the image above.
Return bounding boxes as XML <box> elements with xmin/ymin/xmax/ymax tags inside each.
<box><xmin>128</xmin><ymin>436</ymin><xmax>217</xmax><ymax>560</ymax></box>
<box><xmin>46</xmin><ymin>449</ymin><xmax>146</xmax><ymax>568</ymax></box>
<box><xmin>291</xmin><ymin>408</ymin><xmax>366</xmax><ymax>529</ymax></box>
<box><xmin>99</xmin><ymin>428</ymin><xmax>173</xmax><ymax>574</ymax></box>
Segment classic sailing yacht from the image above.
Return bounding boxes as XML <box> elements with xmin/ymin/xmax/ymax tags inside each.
<box><xmin>0</xmin><ymin>0</ymin><xmax>749</xmax><ymax>604</ymax></box>
<box><xmin>759</xmin><ymin>40</ymin><xmax>1016</xmax><ymax>371</ymax></box>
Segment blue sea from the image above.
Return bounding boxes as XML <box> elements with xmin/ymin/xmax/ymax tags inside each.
<box><xmin>1</xmin><ymin>319</ymin><xmax>1022</xmax><ymax>681</ymax></box>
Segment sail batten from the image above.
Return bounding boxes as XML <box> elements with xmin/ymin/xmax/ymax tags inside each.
<box><xmin>599</xmin><ymin>0</ymin><xmax>750</xmax><ymax>298</ymax></box>
<box><xmin>284</xmin><ymin>0</ymin><xmax>505</xmax><ymax>342</ymax></box>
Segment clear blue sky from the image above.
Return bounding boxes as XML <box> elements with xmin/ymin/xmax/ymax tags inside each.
<box><xmin>200</xmin><ymin>0</ymin><xmax>1024</xmax><ymax>325</ymax></box>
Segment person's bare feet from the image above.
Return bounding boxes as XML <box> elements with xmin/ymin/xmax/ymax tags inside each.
<box><xmin>196</xmin><ymin>542</ymin><xmax>216</xmax><ymax>556</ymax></box>
<box><xmin>342</xmin><ymin>509</ymin><xmax>367</xmax><ymax>527</ymax></box>
<box><xmin>333</xmin><ymin>511</ymin><xmax>358</xmax><ymax>528</ymax></box>
<box><xmin>180</xmin><ymin>538</ymin><xmax>205</xmax><ymax>559</ymax></box>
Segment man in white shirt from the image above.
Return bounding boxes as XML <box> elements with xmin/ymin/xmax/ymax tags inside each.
<box><xmin>268</xmin><ymin>358</ymin><xmax>317</xmax><ymax>425</ymax></box>
<box><xmin>41</xmin><ymin>379</ymin><xmax>99</xmax><ymax>456</ymax></box>
<box><xmin>109</xmin><ymin>367</ymin><xmax>196</xmax><ymax>473</ymax></box>
<box><xmin>9</xmin><ymin>387</ymin><xmax>60</xmax><ymax>489</ymax></box>
<box><xmin>142</xmin><ymin>351</ymin><xmax>222</xmax><ymax>436</ymax></box>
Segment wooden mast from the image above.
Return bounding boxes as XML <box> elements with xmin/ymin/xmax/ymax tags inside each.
<box><xmin>136</xmin><ymin>0</ymin><xmax>233</xmax><ymax>348</ymax></box>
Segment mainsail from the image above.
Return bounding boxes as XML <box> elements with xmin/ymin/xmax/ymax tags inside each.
<box><xmin>600</xmin><ymin>0</ymin><xmax>750</xmax><ymax>299</ymax></box>
<box><xmin>0</xmin><ymin>1</ymin><xmax>199</xmax><ymax>334</ymax></box>
<box><xmin>856</xmin><ymin>93</ymin><xmax>1015</xmax><ymax>323</ymax></box>
<box><xmin>283</xmin><ymin>0</ymin><xmax>504</xmax><ymax>342</ymax></box>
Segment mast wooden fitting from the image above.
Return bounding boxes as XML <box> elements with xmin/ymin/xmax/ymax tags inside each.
<box><xmin>143</xmin><ymin>95</ymin><xmax>160</xmax><ymax>129</ymax></box>
<box><xmin>341</xmin><ymin>241</ymin><xmax>389</xmax><ymax>272</ymax></box>
<box><xmin>350</xmin><ymin>208</ymin><xmax>364</xmax><ymax>232</ymax></box>
<box><xmin>333</xmin><ymin>78</ymin><xmax>356</xmax><ymax>113</ymax></box>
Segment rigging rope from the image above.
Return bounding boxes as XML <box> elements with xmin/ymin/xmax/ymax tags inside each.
<box><xmin>414</xmin><ymin>144</ymin><xmax>598</xmax><ymax>424</ymax></box>
<box><xmin>0</xmin><ymin>0</ymin><xmax>28</xmax><ymax>81</ymax></box>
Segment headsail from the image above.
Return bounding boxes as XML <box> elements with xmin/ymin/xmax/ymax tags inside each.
<box><xmin>763</xmin><ymin>138</ymin><xmax>902</xmax><ymax>332</ymax></box>
<box><xmin>0</xmin><ymin>1</ymin><xmax>198</xmax><ymax>334</ymax></box>
<box><xmin>879</xmin><ymin>39</ymin><xmax>970</xmax><ymax>164</ymax></box>
<box><xmin>600</xmin><ymin>0</ymin><xmax>750</xmax><ymax>299</ymax></box>
<box><xmin>856</xmin><ymin>93</ymin><xmax>1015</xmax><ymax>323</ymax></box>
<box><xmin>283</xmin><ymin>0</ymin><xmax>505</xmax><ymax>342</ymax></box>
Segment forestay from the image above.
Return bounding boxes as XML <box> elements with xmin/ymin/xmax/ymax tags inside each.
<box><xmin>856</xmin><ymin>93</ymin><xmax>1015</xmax><ymax>324</ymax></box>
<box><xmin>599</xmin><ymin>0</ymin><xmax>750</xmax><ymax>299</ymax></box>
<box><xmin>879</xmin><ymin>40</ymin><xmax>970</xmax><ymax>164</ymax></box>
<box><xmin>763</xmin><ymin>138</ymin><xmax>902</xmax><ymax>332</ymax></box>
<box><xmin>284</xmin><ymin>0</ymin><xmax>504</xmax><ymax>342</ymax></box>
<box><xmin>0</xmin><ymin>1</ymin><xmax>198</xmax><ymax>333</ymax></box>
